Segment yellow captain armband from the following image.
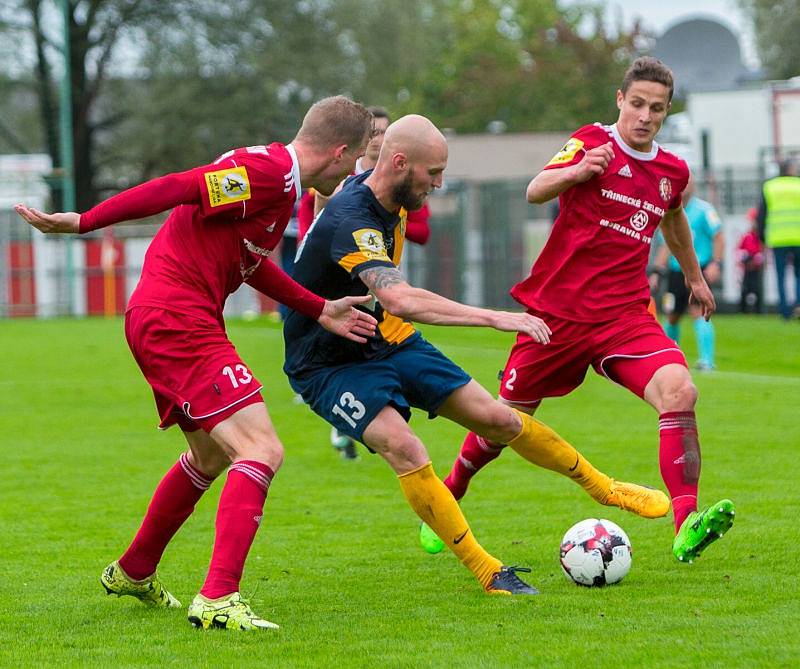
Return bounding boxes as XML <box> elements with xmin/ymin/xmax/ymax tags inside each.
<box><xmin>546</xmin><ymin>138</ymin><xmax>585</xmax><ymax>166</ymax></box>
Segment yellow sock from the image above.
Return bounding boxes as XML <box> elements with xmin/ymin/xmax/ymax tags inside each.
<box><xmin>398</xmin><ymin>462</ymin><xmax>502</xmax><ymax>590</ymax></box>
<box><xmin>506</xmin><ymin>409</ymin><xmax>611</xmax><ymax>501</ymax></box>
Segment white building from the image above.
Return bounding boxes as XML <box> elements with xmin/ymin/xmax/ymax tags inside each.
<box><xmin>688</xmin><ymin>79</ymin><xmax>800</xmax><ymax>172</ymax></box>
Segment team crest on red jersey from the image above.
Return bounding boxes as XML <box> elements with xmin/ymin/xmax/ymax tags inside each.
<box><xmin>658</xmin><ymin>177</ymin><xmax>672</xmax><ymax>202</ymax></box>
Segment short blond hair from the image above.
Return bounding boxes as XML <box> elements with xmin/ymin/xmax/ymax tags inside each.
<box><xmin>294</xmin><ymin>96</ymin><xmax>372</xmax><ymax>150</ymax></box>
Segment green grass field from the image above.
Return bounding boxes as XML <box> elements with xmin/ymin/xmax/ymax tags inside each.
<box><xmin>1</xmin><ymin>314</ymin><xmax>798</xmax><ymax>667</ymax></box>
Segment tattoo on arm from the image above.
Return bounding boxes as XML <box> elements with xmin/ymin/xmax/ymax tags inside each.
<box><xmin>359</xmin><ymin>266</ymin><xmax>406</xmax><ymax>291</ymax></box>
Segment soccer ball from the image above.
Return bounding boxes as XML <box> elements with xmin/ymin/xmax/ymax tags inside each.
<box><xmin>559</xmin><ymin>518</ymin><xmax>632</xmax><ymax>587</ymax></box>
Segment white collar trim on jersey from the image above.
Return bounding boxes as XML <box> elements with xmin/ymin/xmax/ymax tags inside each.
<box><xmin>285</xmin><ymin>143</ymin><xmax>303</xmax><ymax>200</ymax></box>
<box><xmin>610</xmin><ymin>123</ymin><xmax>659</xmax><ymax>162</ymax></box>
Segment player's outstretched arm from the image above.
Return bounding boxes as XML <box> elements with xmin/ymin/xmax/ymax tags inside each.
<box><xmin>526</xmin><ymin>142</ymin><xmax>614</xmax><ymax>204</ymax></box>
<box><xmin>14</xmin><ymin>205</ymin><xmax>80</xmax><ymax>234</ymax></box>
<box><xmin>360</xmin><ymin>266</ymin><xmax>551</xmax><ymax>343</ymax></box>
<box><xmin>661</xmin><ymin>207</ymin><xmax>716</xmax><ymax>320</ymax></box>
<box><xmin>17</xmin><ymin>169</ymin><xmax>207</xmax><ymax>236</ymax></box>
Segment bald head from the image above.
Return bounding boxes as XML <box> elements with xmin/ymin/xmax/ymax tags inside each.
<box><xmin>367</xmin><ymin>114</ymin><xmax>447</xmax><ymax>212</ymax></box>
<box><xmin>379</xmin><ymin>114</ymin><xmax>447</xmax><ymax>165</ymax></box>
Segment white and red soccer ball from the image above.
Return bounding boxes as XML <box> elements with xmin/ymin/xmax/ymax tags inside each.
<box><xmin>560</xmin><ymin>518</ymin><xmax>632</xmax><ymax>587</ymax></box>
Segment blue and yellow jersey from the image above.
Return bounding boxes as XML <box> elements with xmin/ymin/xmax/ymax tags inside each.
<box><xmin>283</xmin><ymin>171</ymin><xmax>418</xmax><ymax>377</ymax></box>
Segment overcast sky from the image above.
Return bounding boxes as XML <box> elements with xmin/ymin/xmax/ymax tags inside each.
<box><xmin>563</xmin><ymin>0</ymin><xmax>758</xmax><ymax>68</ymax></box>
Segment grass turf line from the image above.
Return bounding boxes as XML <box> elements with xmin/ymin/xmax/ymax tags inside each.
<box><xmin>0</xmin><ymin>315</ymin><xmax>797</xmax><ymax>667</ymax></box>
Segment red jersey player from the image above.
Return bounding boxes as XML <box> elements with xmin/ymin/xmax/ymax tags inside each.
<box><xmin>424</xmin><ymin>58</ymin><xmax>735</xmax><ymax>565</ymax></box>
<box><xmin>15</xmin><ymin>96</ymin><xmax>376</xmax><ymax>631</ymax></box>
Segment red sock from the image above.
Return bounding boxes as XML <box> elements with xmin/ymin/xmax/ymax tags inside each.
<box><xmin>200</xmin><ymin>460</ymin><xmax>274</xmax><ymax>599</ymax></box>
<box><xmin>443</xmin><ymin>432</ymin><xmax>506</xmax><ymax>501</ymax></box>
<box><xmin>658</xmin><ymin>412</ymin><xmax>700</xmax><ymax>532</ymax></box>
<box><xmin>119</xmin><ymin>452</ymin><xmax>213</xmax><ymax>580</ymax></box>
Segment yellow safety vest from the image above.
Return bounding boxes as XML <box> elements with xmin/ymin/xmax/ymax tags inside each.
<box><xmin>763</xmin><ymin>176</ymin><xmax>800</xmax><ymax>247</ymax></box>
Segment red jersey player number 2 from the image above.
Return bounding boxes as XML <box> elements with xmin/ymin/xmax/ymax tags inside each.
<box><xmin>511</xmin><ymin>122</ymin><xmax>689</xmax><ymax>323</ymax></box>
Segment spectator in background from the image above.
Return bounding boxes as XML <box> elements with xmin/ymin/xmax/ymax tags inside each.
<box><xmin>654</xmin><ymin>174</ymin><xmax>724</xmax><ymax>371</ymax></box>
<box><xmin>757</xmin><ymin>159</ymin><xmax>800</xmax><ymax>320</ymax></box>
<box><xmin>737</xmin><ymin>207</ymin><xmax>765</xmax><ymax>313</ymax></box>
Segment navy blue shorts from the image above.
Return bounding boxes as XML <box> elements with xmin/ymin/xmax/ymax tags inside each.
<box><xmin>288</xmin><ymin>336</ymin><xmax>471</xmax><ymax>443</ymax></box>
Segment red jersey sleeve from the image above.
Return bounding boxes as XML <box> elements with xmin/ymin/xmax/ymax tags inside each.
<box><xmin>405</xmin><ymin>204</ymin><xmax>431</xmax><ymax>245</ymax></box>
<box><xmin>195</xmin><ymin>146</ymin><xmax>292</xmax><ymax>221</ymax></box>
<box><xmin>79</xmin><ymin>144</ymin><xmax>296</xmax><ymax>233</ymax></box>
<box><xmin>79</xmin><ymin>168</ymin><xmax>203</xmax><ymax>233</ymax></box>
<box><xmin>668</xmin><ymin>162</ymin><xmax>690</xmax><ymax>211</ymax></box>
<box><xmin>542</xmin><ymin>124</ymin><xmax>608</xmax><ymax>171</ymax></box>
<box><xmin>245</xmin><ymin>258</ymin><xmax>325</xmax><ymax>319</ymax></box>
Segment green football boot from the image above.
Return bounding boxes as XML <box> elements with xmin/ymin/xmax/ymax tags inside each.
<box><xmin>673</xmin><ymin>498</ymin><xmax>736</xmax><ymax>563</ymax></box>
<box><xmin>419</xmin><ymin>522</ymin><xmax>445</xmax><ymax>554</ymax></box>
<box><xmin>188</xmin><ymin>592</ymin><xmax>279</xmax><ymax>631</ymax></box>
<box><xmin>100</xmin><ymin>560</ymin><xmax>181</xmax><ymax>608</ymax></box>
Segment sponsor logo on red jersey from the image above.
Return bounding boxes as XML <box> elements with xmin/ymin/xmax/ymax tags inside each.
<box><xmin>629</xmin><ymin>210</ymin><xmax>649</xmax><ymax>231</ymax></box>
<box><xmin>204</xmin><ymin>166</ymin><xmax>251</xmax><ymax>207</ymax></box>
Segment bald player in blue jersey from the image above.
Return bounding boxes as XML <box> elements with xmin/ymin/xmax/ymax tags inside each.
<box><xmin>283</xmin><ymin>114</ymin><xmax>671</xmax><ymax>596</ymax></box>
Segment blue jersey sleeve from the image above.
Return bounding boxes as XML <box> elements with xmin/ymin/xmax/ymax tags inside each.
<box><xmin>331</xmin><ymin>207</ymin><xmax>396</xmax><ymax>279</ymax></box>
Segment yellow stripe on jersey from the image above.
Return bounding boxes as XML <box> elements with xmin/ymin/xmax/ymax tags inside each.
<box><xmin>204</xmin><ymin>166</ymin><xmax>251</xmax><ymax>207</ymax></box>
<box><xmin>394</xmin><ymin>210</ymin><xmax>408</xmax><ymax>265</ymax></box>
<box><xmin>379</xmin><ymin>210</ymin><xmax>415</xmax><ymax>344</ymax></box>
<box><xmin>546</xmin><ymin>138</ymin><xmax>584</xmax><ymax>166</ymax></box>
<box><xmin>338</xmin><ymin>251</ymin><xmax>374</xmax><ymax>273</ymax></box>
<box><xmin>379</xmin><ymin>313</ymin><xmax>416</xmax><ymax>344</ymax></box>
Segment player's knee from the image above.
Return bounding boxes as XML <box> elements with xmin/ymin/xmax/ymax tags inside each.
<box><xmin>393</xmin><ymin>431</ymin><xmax>425</xmax><ymax>459</ymax></box>
<box><xmin>382</xmin><ymin>431</ymin><xmax>428</xmax><ymax>473</ymax></box>
<box><xmin>233</xmin><ymin>434</ymin><xmax>284</xmax><ymax>471</ymax></box>
<box><xmin>661</xmin><ymin>377</ymin><xmax>698</xmax><ymax>411</ymax></box>
<box><xmin>259</xmin><ymin>439</ymin><xmax>285</xmax><ymax>471</ymax></box>
<box><xmin>479</xmin><ymin>403</ymin><xmax>522</xmax><ymax>444</ymax></box>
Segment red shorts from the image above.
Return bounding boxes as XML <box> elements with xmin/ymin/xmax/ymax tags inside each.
<box><xmin>499</xmin><ymin>309</ymin><xmax>686</xmax><ymax>406</ymax></box>
<box><xmin>125</xmin><ymin>307</ymin><xmax>264</xmax><ymax>433</ymax></box>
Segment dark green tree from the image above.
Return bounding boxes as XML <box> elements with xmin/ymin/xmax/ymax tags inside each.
<box><xmin>1</xmin><ymin>0</ymin><xmax>650</xmax><ymax>205</ymax></box>
<box><xmin>1</xmin><ymin>1</ymin><xmax>196</xmax><ymax>208</ymax></box>
<box><xmin>739</xmin><ymin>0</ymin><xmax>800</xmax><ymax>79</ymax></box>
<box><xmin>404</xmin><ymin>0</ymin><xmax>646</xmax><ymax>132</ymax></box>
